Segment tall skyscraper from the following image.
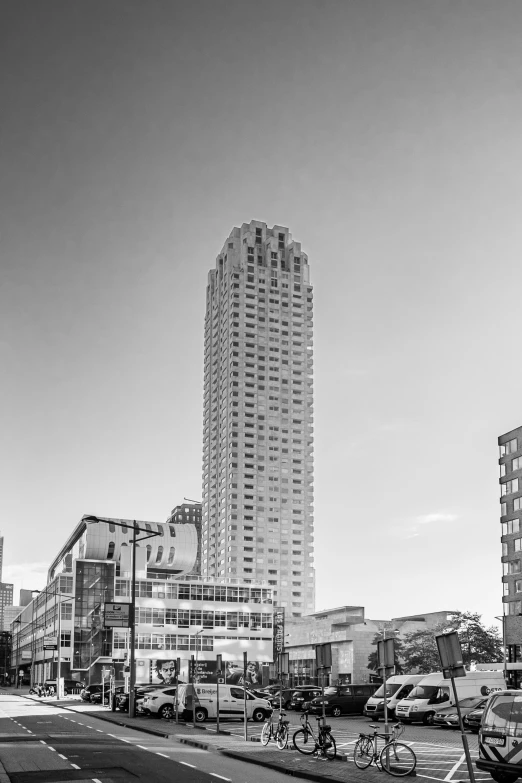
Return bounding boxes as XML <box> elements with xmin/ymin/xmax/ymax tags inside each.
<box><xmin>0</xmin><ymin>535</ymin><xmax>4</xmax><ymax>581</ymax></box>
<box><xmin>201</xmin><ymin>220</ymin><xmax>315</xmax><ymax>616</ymax></box>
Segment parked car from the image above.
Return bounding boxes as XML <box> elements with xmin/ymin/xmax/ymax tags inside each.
<box><xmin>80</xmin><ymin>684</ymin><xmax>104</xmax><ymax>702</ymax></box>
<box><xmin>142</xmin><ymin>686</ymin><xmax>181</xmax><ymax>720</ymax></box>
<box><xmin>269</xmin><ymin>687</ymin><xmax>312</xmax><ymax>710</ymax></box>
<box><xmin>91</xmin><ymin>686</ymin><xmax>125</xmax><ymax>705</ymax></box>
<box><xmin>44</xmin><ymin>679</ymin><xmax>85</xmax><ymax>696</ymax></box>
<box><xmin>434</xmin><ymin>697</ymin><xmax>490</xmax><ymax>728</ymax></box>
<box><xmin>117</xmin><ymin>684</ymin><xmax>166</xmax><ymax>713</ymax></box>
<box><xmin>310</xmin><ymin>684</ymin><xmax>379</xmax><ymax>717</ymax></box>
<box><xmin>464</xmin><ymin>702</ymin><xmax>489</xmax><ymax>733</ymax></box>
<box><xmin>290</xmin><ymin>689</ymin><xmax>322</xmax><ymax>711</ymax></box>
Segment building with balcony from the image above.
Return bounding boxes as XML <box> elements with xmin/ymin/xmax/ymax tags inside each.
<box><xmin>10</xmin><ymin>515</ymin><xmax>274</xmax><ymax>685</ymax></box>
<box><xmin>499</xmin><ymin>426</ymin><xmax>522</xmax><ymax>686</ymax></box>
<box><xmin>201</xmin><ymin>220</ymin><xmax>315</xmax><ymax>617</ymax></box>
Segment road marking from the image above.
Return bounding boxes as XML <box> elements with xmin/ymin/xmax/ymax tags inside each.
<box><xmin>71</xmin><ymin>764</ymin><xmax>80</xmax><ymax>769</ymax></box>
<box><xmin>180</xmin><ymin>762</ymin><xmax>197</xmax><ymax>768</ymax></box>
<box><xmin>210</xmin><ymin>775</ymin><xmax>231</xmax><ymax>781</ymax></box>
<box><xmin>48</xmin><ymin>746</ymin><xmax>56</xmax><ymax>752</ymax></box>
<box><xmin>444</xmin><ymin>753</ymin><xmax>465</xmax><ymax>781</ymax></box>
<box><xmin>58</xmin><ymin>754</ymin><xmax>67</xmax><ymax>760</ymax></box>
<box><xmin>40</xmin><ymin>740</ymin><xmax>47</xmax><ymax>745</ymax></box>
<box><xmin>137</xmin><ymin>745</ymin><xmax>147</xmax><ymax>749</ymax></box>
<box><xmin>156</xmin><ymin>753</ymin><xmax>169</xmax><ymax>758</ymax></box>
<box><xmin>96</xmin><ymin>729</ymin><xmax>103</xmax><ymax>732</ymax></box>
<box><xmin>92</xmin><ymin>779</ymin><xmax>102</xmax><ymax>783</ymax></box>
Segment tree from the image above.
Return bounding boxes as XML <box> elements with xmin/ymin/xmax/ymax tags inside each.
<box><xmin>400</xmin><ymin>612</ymin><xmax>502</xmax><ymax>674</ymax></box>
<box><xmin>367</xmin><ymin>632</ymin><xmax>404</xmax><ymax>674</ymax></box>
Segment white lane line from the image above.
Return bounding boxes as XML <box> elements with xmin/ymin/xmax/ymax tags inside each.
<box><xmin>71</xmin><ymin>764</ymin><xmax>80</xmax><ymax>769</ymax></box>
<box><xmin>180</xmin><ymin>762</ymin><xmax>197</xmax><ymax>768</ymax></box>
<box><xmin>210</xmin><ymin>775</ymin><xmax>231</xmax><ymax>781</ymax></box>
<box><xmin>40</xmin><ymin>740</ymin><xmax>47</xmax><ymax>745</ymax></box>
<box><xmin>417</xmin><ymin>776</ymin><xmax>449</xmax><ymax>781</ymax></box>
<box><xmin>58</xmin><ymin>754</ymin><xmax>67</xmax><ymax>760</ymax></box>
<box><xmin>48</xmin><ymin>746</ymin><xmax>56</xmax><ymax>752</ymax></box>
<box><xmin>96</xmin><ymin>729</ymin><xmax>103</xmax><ymax>732</ymax></box>
<box><xmin>156</xmin><ymin>753</ymin><xmax>169</xmax><ymax>758</ymax></box>
<box><xmin>119</xmin><ymin>739</ymin><xmax>131</xmax><ymax>743</ymax></box>
<box><xmin>92</xmin><ymin>779</ymin><xmax>103</xmax><ymax>783</ymax></box>
<box><xmin>444</xmin><ymin>752</ymin><xmax>465</xmax><ymax>781</ymax></box>
<box><xmin>137</xmin><ymin>745</ymin><xmax>147</xmax><ymax>749</ymax></box>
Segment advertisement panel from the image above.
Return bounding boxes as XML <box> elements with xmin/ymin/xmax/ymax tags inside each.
<box><xmin>273</xmin><ymin>607</ymin><xmax>285</xmax><ymax>661</ymax></box>
<box><xmin>133</xmin><ymin>658</ymin><xmax>269</xmax><ymax>687</ymax></box>
<box><xmin>104</xmin><ymin>603</ymin><xmax>131</xmax><ymax>628</ymax></box>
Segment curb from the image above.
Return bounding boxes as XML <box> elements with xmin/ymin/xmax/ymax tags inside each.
<box><xmin>220</xmin><ymin>749</ymin><xmax>349</xmax><ymax>783</ymax></box>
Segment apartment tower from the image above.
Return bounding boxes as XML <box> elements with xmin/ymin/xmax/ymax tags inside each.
<box><xmin>201</xmin><ymin>220</ymin><xmax>315</xmax><ymax>616</ymax></box>
<box><xmin>499</xmin><ymin>425</ymin><xmax>522</xmax><ymax>686</ymax></box>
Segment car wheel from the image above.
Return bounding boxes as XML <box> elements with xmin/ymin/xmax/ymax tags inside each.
<box><xmin>194</xmin><ymin>707</ymin><xmax>207</xmax><ymax>723</ymax></box>
<box><xmin>284</xmin><ymin>700</ymin><xmax>292</xmax><ymax>710</ymax></box>
<box><xmin>252</xmin><ymin>708</ymin><xmax>266</xmax><ymax>722</ymax></box>
<box><xmin>423</xmin><ymin>712</ymin><xmax>435</xmax><ymax>726</ymax></box>
<box><xmin>159</xmin><ymin>704</ymin><xmax>174</xmax><ymax>720</ymax></box>
<box><xmin>331</xmin><ymin>706</ymin><xmax>342</xmax><ymax>718</ymax></box>
<box><xmin>490</xmin><ymin>772</ymin><xmax>518</xmax><ymax>783</ymax></box>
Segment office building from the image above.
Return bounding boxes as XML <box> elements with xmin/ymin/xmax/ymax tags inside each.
<box><xmin>201</xmin><ymin>220</ymin><xmax>315</xmax><ymax>616</ymax></box>
<box><xmin>499</xmin><ymin>426</ymin><xmax>522</xmax><ymax>686</ymax></box>
<box><xmin>0</xmin><ymin>583</ymin><xmax>13</xmax><ymax>633</ymax></box>
<box><xmin>0</xmin><ymin>535</ymin><xmax>4</xmax><ymax>580</ymax></box>
<box><xmin>11</xmin><ymin>515</ymin><xmax>274</xmax><ymax>685</ymax></box>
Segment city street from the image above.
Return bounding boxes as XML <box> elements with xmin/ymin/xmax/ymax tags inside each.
<box><xmin>0</xmin><ymin>695</ymin><xmax>300</xmax><ymax>783</ymax></box>
<box><xmin>0</xmin><ymin>694</ymin><xmax>494</xmax><ymax>783</ymax></box>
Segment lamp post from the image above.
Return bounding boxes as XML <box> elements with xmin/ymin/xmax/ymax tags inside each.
<box><xmin>13</xmin><ymin>618</ymin><xmax>21</xmax><ymax>688</ymax></box>
<box><xmin>83</xmin><ymin>515</ymin><xmax>161</xmax><ymax>718</ymax></box>
<box><xmin>28</xmin><ymin>590</ymin><xmax>41</xmax><ymax>688</ymax></box>
<box><xmin>192</xmin><ymin>627</ymin><xmax>204</xmax><ymax>724</ymax></box>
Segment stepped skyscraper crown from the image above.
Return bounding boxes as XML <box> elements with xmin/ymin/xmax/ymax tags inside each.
<box><xmin>201</xmin><ymin>220</ymin><xmax>315</xmax><ymax>616</ymax></box>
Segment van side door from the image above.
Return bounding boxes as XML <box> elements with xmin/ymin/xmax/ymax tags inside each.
<box><xmin>353</xmin><ymin>686</ymin><xmax>371</xmax><ymax>714</ymax></box>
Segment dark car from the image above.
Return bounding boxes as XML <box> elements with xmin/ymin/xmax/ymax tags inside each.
<box><xmin>90</xmin><ymin>686</ymin><xmax>125</xmax><ymax>705</ymax></box>
<box><xmin>463</xmin><ymin>700</ymin><xmax>489</xmax><ymax>733</ymax></box>
<box><xmin>44</xmin><ymin>679</ymin><xmax>84</xmax><ymax>696</ymax></box>
<box><xmin>290</xmin><ymin>689</ymin><xmax>322</xmax><ymax>711</ymax></box>
<box><xmin>434</xmin><ymin>697</ymin><xmax>489</xmax><ymax>728</ymax></box>
<box><xmin>310</xmin><ymin>684</ymin><xmax>379</xmax><ymax>717</ymax></box>
<box><xmin>269</xmin><ymin>687</ymin><xmax>312</xmax><ymax>710</ymax></box>
<box><xmin>80</xmin><ymin>684</ymin><xmax>104</xmax><ymax>702</ymax></box>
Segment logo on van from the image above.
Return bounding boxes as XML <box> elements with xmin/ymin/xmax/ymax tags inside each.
<box><xmin>481</xmin><ymin>686</ymin><xmax>502</xmax><ymax>695</ymax></box>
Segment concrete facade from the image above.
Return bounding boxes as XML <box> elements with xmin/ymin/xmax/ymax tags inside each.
<box><xmin>285</xmin><ymin>606</ymin><xmax>456</xmax><ymax>685</ymax></box>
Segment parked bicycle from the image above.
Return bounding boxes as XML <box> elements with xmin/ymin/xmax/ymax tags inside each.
<box><xmin>353</xmin><ymin>722</ymin><xmax>416</xmax><ymax>777</ymax></box>
<box><xmin>292</xmin><ymin>709</ymin><xmax>336</xmax><ymax>760</ymax></box>
<box><xmin>261</xmin><ymin>709</ymin><xmax>290</xmax><ymax>749</ymax></box>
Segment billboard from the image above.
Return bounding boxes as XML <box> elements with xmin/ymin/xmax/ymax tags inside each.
<box><xmin>104</xmin><ymin>603</ymin><xmax>131</xmax><ymax>628</ymax></box>
<box><xmin>134</xmin><ymin>658</ymin><xmax>268</xmax><ymax>687</ymax></box>
<box><xmin>273</xmin><ymin>607</ymin><xmax>285</xmax><ymax>661</ymax></box>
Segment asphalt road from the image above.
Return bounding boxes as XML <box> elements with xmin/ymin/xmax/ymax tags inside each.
<box><xmin>0</xmin><ymin>695</ymin><xmax>309</xmax><ymax>783</ymax></box>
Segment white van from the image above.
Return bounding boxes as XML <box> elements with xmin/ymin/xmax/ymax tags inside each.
<box><xmin>364</xmin><ymin>675</ymin><xmax>425</xmax><ymax>720</ymax></box>
<box><xmin>180</xmin><ymin>683</ymin><xmax>272</xmax><ymax>723</ymax></box>
<box><xmin>395</xmin><ymin>671</ymin><xmax>506</xmax><ymax>726</ymax></box>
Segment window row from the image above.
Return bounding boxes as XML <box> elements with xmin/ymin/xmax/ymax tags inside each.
<box><xmin>115</xmin><ymin>580</ymin><xmax>272</xmax><ymax>604</ymax></box>
<box><xmin>135</xmin><ymin>608</ymin><xmax>273</xmax><ymax>629</ymax></box>
<box><xmin>113</xmin><ymin>632</ymin><xmax>272</xmax><ymax>651</ymax></box>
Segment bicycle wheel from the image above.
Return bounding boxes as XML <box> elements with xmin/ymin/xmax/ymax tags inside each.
<box><xmin>276</xmin><ymin>723</ymin><xmax>288</xmax><ymax>750</ymax></box>
<box><xmin>261</xmin><ymin>720</ymin><xmax>272</xmax><ymax>746</ymax></box>
<box><xmin>353</xmin><ymin>737</ymin><xmax>374</xmax><ymax>769</ymax></box>
<box><xmin>380</xmin><ymin>742</ymin><xmax>416</xmax><ymax>777</ymax></box>
<box><xmin>293</xmin><ymin>728</ymin><xmax>316</xmax><ymax>755</ymax></box>
<box><xmin>321</xmin><ymin>732</ymin><xmax>337</xmax><ymax>760</ymax></box>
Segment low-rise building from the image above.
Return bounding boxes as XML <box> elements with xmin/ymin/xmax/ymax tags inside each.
<box><xmin>11</xmin><ymin>515</ymin><xmax>274</xmax><ymax>686</ymax></box>
<box><xmin>284</xmin><ymin>606</ymin><xmax>456</xmax><ymax>685</ymax></box>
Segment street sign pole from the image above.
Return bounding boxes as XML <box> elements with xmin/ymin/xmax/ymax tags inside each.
<box><xmin>216</xmin><ymin>655</ymin><xmax>222</xmax><ymax>734</ymax></box>
<box><xmin>243</xmin><ymin>652</ymin><xmax>248</xmax><ymax>742</ymax></box>
<box><xmin>436</xmin><ymin>632</ymin><xmax>476</xmax><ymax>783</ymax></box>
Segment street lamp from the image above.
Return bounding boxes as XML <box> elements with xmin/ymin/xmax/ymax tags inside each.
<box><xmin>83</xmin><ymin>515</ymin><xmax>161</xmax><ymax>718</ymax></box>
<box><xmin>191</xmin><ymin>627</ymin><xmax>204</xmax><ymax>724</ymax></box>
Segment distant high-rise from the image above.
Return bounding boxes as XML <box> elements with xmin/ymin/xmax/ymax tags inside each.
<box><xmin>499</xmin><ymin>426</ymin><xmax>522</xmax><ymax>686</ymax></box>
<box><xmin>0</xmin><ymin>584</ymin><xmax>13</xmax><ymax>632</ymax></box>
<box><xmin>201</xmin><ymin>220</ymin><xmax>315</xmax><ymax>616</ymax></box>
<box><xmin>0</xmin><ymin>535</ymin><xmax>4</xmax><ymax>581</ymax></box>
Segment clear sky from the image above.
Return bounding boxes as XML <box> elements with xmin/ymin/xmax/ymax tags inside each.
<box><xmin>2</xmin><ymin>0</ymin><xmax>522</xmax><ymax>631</ymax></box>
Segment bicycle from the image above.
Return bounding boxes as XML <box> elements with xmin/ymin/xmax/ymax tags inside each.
<box><xmin>353</xmin><ymin>722</ymin><xmax>416</xmax><ymax>777</ymax></box>
<box><xmin>261</xmin><ymin>709</ymin><xmax>290</xmax><ymax>749</ymax></box>
<box><xmin>292</xmin><ymin>710</ymin><xmax>337</xmax><ymax>760</ymax></box>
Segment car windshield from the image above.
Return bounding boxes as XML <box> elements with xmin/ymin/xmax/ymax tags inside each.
<box><xmin>373</xmin><ymin>684</ymin><xmax>402</xmax><ymax>698</ymax></box>
<box><xmin>406</xmin><ymin>685</ymin><xmax>439</xmax><ymax>700</ymax></box>
<box><xmin>324</xmin><ymin>687</ymin><xmax>338</xmax><ymax>695</ymax></box>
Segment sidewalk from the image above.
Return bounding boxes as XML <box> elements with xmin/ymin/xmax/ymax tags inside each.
<box><xmin>14</xmin><ymin>694</ymin><xmax>396</xmax><ymax>783</ymax></box>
